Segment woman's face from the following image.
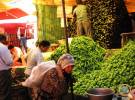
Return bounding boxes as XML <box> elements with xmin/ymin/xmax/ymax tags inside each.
<box><xmin>63</xmin><ymin>65</ymin><xmax>74</xmax><ymax>74</ymax></box>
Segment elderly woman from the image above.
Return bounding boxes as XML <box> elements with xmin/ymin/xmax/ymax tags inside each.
<box><xmin>22</xmin><ymin>53</ymin><xmax>74</xmax><ymax>100</ymax></box>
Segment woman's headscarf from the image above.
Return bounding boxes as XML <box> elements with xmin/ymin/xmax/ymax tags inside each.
<box><xmin>57</xmin><ymin>53</ymin><xmax>74</xmax><ymax>69</ymax></box>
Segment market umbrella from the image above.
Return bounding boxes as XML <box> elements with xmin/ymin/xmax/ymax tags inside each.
<box><xmin>0</xmin><ymin>8</ymin><xmax>28</xmax><ymax>20</ymax></box>
<box><xmin>0</xmin><ymin>2</ymin><xmax>11</xmax><ymax>12</ymax></box>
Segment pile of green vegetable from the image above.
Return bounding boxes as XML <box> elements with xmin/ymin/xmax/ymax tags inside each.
<box><xmin>50</xmin><ymin>36</ymin><xmax>106</xmax><ymax>76</ymax></box>
<box><xmin>50</xmin><ymin>36</ymin><xmax>135</xmax><ymax>95</ymax></box>
<box><xmin>74</xmin><ymin>40</ymin><xmax>135</xmax><ymax>95</ymax></box>
<box><xmin>99</xmin><ymin>40</ymin><xmax>135</xmax><ymax>88</ymax></box>
<box><xmin>70</xmin><ymin>36</ymin><xmax>105</xmax><ymax>76</ymax></box>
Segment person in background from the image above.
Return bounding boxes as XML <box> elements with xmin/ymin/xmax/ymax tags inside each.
<box><xmin>8</xmin><ymin>45</ymin><xmax>26</xmax><ymax>66</ymax></box>
<box><xmin>22</xmin><ymin>53</ymin><xmax>75</xmax><ymax>100</ymax></box>
<box><xmin>24</xmin><ymin>40</ymin><xmax>50</xmax><ymax>76</ymax></box>
<box><xmin>73</xmin><ymin>0</ymin><xmax>92</xmax><ymax>37</ymax></box>
<box><xmin>19</xmin><ymin>34</ymin><xmax>27</xmax><ymax>54</ymax></box>
<box><xmin>0</xmin><ymin>34</ymin><xmax>13</xmax><ymax>100</ymax></box>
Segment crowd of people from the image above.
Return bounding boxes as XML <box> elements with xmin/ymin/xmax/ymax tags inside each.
<box><xmin>0</xmin><ymin>34</ymin><xmax>75</xmax><ymax>100</ymax></box>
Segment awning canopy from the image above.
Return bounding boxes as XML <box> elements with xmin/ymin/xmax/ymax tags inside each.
<box><xmin>0</xmin><ymin>8</ymin><xmax>28</xmax><ymax>20</ymax></box>
<box><xmin>0</xmin><ymin>23</ymin><xmax>26</xmax><ymax>34</ymax></box>
<box><xmin>125</xmin><ymin>0</ymin><xmax>135</xmax><ymax>13</ymax></box>
<box><xmin>33</xmin><ymin>0</ymin><xmax>76</xmax><ymax>6</ymax></box>
<box><xmin>0</xmin><ymin>2</ymin><xmax>11</xmax><ymax>12</ymax></box>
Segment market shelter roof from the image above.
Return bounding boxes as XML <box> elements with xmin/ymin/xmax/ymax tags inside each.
<box><xmin>33</xmin><ymin>0</ymin><xmax>76</xmax><ymax>6</ymax></box>
<box><xmin>0</xmin><ymin>23</ymin><xmax>26</xmax><ymax>34</ymax></box>
<box><xmin>125</xmin><ymin>0</ymin><xmax>135</xmax><ymax>13</ymax></box>
<box><xmin>0</xmin><ymin>8</ymin><xmax>28</xmax><ymax>20</ymax></box>
<box><xmin>0</xmin><ymin>2</ymin><xmax>11</xmax><ymax>12</ymax></box>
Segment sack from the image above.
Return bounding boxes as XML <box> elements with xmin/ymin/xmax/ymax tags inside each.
<box><xmin>40</xmin><ymin>68</ymin><xmax>68</xmax><ymax>97</ymax></box>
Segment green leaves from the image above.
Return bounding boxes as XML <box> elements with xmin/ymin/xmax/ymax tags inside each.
<box><xmin>50</xmin><ymin>37</ymin><xmax>135</xmax><ymax>96</ymax></box>
<box><xmin>74</xmin><ymin>40</ymin><xmax>135</xmax><ymax>95</ymax></box>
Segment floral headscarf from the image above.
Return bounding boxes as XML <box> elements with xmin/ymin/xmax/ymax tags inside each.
<box><xmin>57</xmin><ymin>53</ymin><xmax>74</xmax><ymax>69</ymax></box>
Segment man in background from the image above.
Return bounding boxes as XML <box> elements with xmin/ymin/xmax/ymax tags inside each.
<box><xmin>25</xmin><ymin>40</ymin><xmax>50</xmax><ymax>76</ymax></box>
<box><xmin>73</xmin><ymin>0</ymin><xmax>92</xmax><ymax>37</ymax></box>
<box><xmin>0</xmin><ymin>34</ymin><xmax>13</xmax><ymax>100</ymax></box>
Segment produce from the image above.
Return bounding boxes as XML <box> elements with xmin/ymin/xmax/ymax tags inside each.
<box><xmin>51</xmin><ymin>37</ymin><xmax>135</xmax><ymax>95</ymax></box>
<box><xmin>50</xmin><ymin>44</ymin><xmax>66</xmax><ymax>62</ymax></box>
<box><xmin>50</xmin><ymin>36</ymin><xmax>106</xmax><ymax>94</ymax></box>
<box><xmin>50</xmin><ymin>36</ymin><xmax>106</xmax><ymax>76</ymax></box>
<box><xmin>70</xmin><ymin>36</ymin><xmax>105</xmax><ymax>76</ymax></box>
<box><xmin>74</xmin><ymin>40</ymin><xmax>135</xmax><ymax>95</ymax></box>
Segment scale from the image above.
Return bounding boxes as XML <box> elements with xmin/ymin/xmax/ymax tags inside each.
<box><xmin>118</xmin><ymin>84</ymin><xmax>131</xmax><ymax>100</ymax></box>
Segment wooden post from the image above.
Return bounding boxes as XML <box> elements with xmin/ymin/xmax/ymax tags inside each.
<box><xmin>61</xmin><ymin>1</ymin><xmax>74</xmax><ymax>100</ymax></box>
<box><xmin>61</xmin><ymin>0</ymin><xmax>70</xmax><ymax>53</ymax></box>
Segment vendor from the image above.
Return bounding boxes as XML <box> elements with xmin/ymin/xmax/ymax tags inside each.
<box><xmin>8</xmin><ymin>45</ymin><xmax>26</xmax><ymax>66</ymax></box>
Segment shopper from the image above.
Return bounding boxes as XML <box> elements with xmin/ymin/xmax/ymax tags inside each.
<box><xmin>0</xmin><ymin>34</ymin><xmax>13</xmax><ymax>100</ymax></box>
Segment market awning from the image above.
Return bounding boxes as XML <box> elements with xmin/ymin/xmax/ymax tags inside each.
<box><xmin>0</xmin><ymin>23</ymin><xmax>26</xmax><ymax>34</ymax></box>
<box><xmin>0</xmin><ymin>8</ymin><xmax>28</xmax><ymax>20</ymax></box>
<box><xmin>0</xmin><ymin>2</ymin><xmax>11</xmax><ymax>12</ymax></box>
<box><xmin>125</xmin><ymin>0</ymin><xmax>135</xmax><ymax>13</ymax></box>
<box><xmin>33</xmin><ymin>0</ymin><xmax>76</xmax><ymax>6</ymax></box>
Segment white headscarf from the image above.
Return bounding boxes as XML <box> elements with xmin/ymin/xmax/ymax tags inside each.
<box><xmin>57</xmin><ymin>53</ymin><xmax>74</xmax><ymax>69</ymax></box>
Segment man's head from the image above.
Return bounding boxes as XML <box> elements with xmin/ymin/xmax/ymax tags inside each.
<box><xmin>57</xmin><ymin>53</ymin><xmax>74</xmax><ymax>73</ymax></box>
<box><xmin>38</xmin><ymin>40</ymin><xmax>50</xmax><ymax>52</ymax></box>
<box><xmin>0</xmin><ymin>34</ymin><xmax>7</xmax><ymax>45</ymax></box>
<box><xmin>8</xmin><ymin>45</ymin><xmax>15</xmax><ymax>54</ymax></box>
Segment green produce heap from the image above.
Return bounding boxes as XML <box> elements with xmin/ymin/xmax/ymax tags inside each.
<box><xmin>50</xmin><ymin>36</ymin><xmax>135</xmax><ymax>95</ymax></box>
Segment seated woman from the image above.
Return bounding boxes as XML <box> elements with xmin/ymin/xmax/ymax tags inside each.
<box><xmin>8</xmin><ymin>45</ymin><xmax>26</xmax><ymax>66</ymax></box>
<box><xmin>22</xmin><ymin>53</ymin><xmax>74</xmax><ymax>100</ymax></box>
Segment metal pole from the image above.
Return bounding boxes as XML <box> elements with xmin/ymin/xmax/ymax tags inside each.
<box><xmin>61</xmin><ymin>0</ymin><xmax>70</xmax><ymax>53</ymax></box>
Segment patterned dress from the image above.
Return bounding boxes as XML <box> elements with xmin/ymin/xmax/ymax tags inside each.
<box><xmin>39</xmin><ymin>68</ymin><xmax>68</xmax><ymax>100</ymax></box>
